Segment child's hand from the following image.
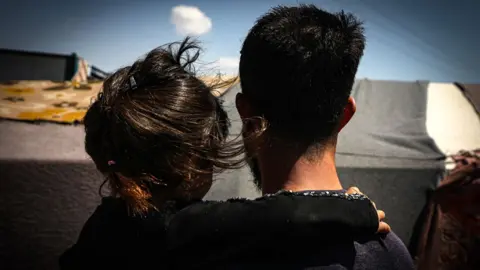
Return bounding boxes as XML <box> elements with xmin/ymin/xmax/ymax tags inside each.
<box><xmin>346</xmin><ymin>186</ymin><xmax>391</xmax><ymax>234</ymax></box>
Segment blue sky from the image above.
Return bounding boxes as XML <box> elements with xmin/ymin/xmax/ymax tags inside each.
<box><xmin>1</xmin><ymin>0</ymin><xmax>478</xmax><ymax>83</ymax></box>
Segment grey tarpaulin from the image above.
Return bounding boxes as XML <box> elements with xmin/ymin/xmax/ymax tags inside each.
<box><xmin>337</xmin><ymin>79</ymin><xmax>445</xmax><ymax>160</ymax></box>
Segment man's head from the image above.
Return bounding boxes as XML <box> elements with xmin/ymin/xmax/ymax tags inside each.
<box><xmin>236</xmin><ymin>5</ymin><xmax>365</xmax><ymax>187</ymax></box>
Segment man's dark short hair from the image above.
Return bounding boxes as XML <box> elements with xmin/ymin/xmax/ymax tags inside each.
<box><xmin>239</xmin><ymin>4</ymin><xmax>365</xmax><ymax>147</ymax></box>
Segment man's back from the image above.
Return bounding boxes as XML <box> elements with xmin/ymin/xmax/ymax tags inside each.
<box><xmin>224</xmin><ymin>231</ymin><xmax>413</xmax><ymax>269</ymax></box>
<box><xmin>352</xmin><ymin>232</ymin><xmax>413</xmax><ymax>270</ymax></box>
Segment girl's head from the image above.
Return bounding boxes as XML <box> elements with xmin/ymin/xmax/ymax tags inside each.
<box><xmin>84</xmin><ymin>38</ymin><xmax>240</xmax><ymax>214</ymax></box>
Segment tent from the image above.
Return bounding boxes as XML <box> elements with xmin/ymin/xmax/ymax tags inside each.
<box><xmin>0</xmin><ymin>79</ymin><xmax>479</xmax><ymax>269</ymax></box>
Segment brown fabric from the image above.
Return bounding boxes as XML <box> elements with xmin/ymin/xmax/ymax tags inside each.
<box><xmin>455</xmin><ymin>83</ymin><xmax>480</xmax><ymax>117</ymax></box>
<box><xmin>415</xmin><ymin>149</ymin><xmax>480</xmax><ymax>270</ymax></box>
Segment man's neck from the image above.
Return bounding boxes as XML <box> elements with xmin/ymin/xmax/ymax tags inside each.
<box><xmin>259</xmin><ymin>145</ymin><xmax>343</xmax><ymax>195</ymax></box>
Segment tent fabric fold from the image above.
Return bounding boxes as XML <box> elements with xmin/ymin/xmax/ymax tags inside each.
<box><xmin>454</xmin><ymin>83</ymin><xmax>480</xmax><ymax>116</ymax></box>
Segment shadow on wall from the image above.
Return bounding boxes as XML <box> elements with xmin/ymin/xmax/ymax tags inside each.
<box><xmin>0</xmin><ymin>160</ymin><xmax>103</xmax><ymax>270</ymax></box>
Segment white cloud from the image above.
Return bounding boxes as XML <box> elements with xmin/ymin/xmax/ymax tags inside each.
<box><xmin>208</xmin><ymin>57</ymin><xmax>239</xmax><ymax>75</ymax></box>
<box><xmin>217</xmin><ymin>57</ymin><xmax>239</xmax><ymax>69</ymax></box>
<box><xmin>171</xmin><ymin>5</ymin><xmax>212</xmax><ymax>36</ymax></box>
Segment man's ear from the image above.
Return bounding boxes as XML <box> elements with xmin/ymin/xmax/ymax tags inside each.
<box><xmin>338</xmin><ymin>96</ymin><xmax>356</xmax><ymax>132</ymax></box>
<box><xmin>236</xmin><ymin>92</ymin><xmax>262</xmax><ymax>136</ymax></box>
<box><xmin>236</xmin><ymin>92</ymin><xmax>254</xmax><ymax>121</ymax></box>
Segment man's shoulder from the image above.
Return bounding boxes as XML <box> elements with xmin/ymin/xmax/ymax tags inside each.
<box><xmin>353</xmin><ymin>232</ymin><xmax>414</xmax><ymax>270</ymax></box>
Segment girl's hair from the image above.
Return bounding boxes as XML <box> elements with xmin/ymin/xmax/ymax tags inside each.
<box><xmin>83</xmin><ymin>37</ymin><xmax>243</xmax><ymax>214</ymax></box>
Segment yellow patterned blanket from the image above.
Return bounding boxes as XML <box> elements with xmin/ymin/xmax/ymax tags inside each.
<box><xmin>0</xmin><ymin>81</ymin><xmax>102</xmax><ymax>124</ymax></box>
<box><xmin>0</xmin><ymin>78</ymin><xmax>235</xmax><ymax>124</ymax></box>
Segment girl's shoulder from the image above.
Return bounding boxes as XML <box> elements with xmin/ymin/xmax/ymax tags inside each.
<box><xmin>60</xmin><ymin>197</ymin><xmax>174</xmax><ymax>269</ymax></box>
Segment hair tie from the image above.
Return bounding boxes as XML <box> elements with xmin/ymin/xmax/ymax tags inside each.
<box><xmin>129</xmin><ymin>76</ymin><xmax>137</xmax><ymax>90</ymax></box>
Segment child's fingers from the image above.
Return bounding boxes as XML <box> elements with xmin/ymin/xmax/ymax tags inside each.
<box><xmin>346</xmin><ymin>186</ymin><xmax>361</xmax><ymax>194</ymax></box>
<box><xmin>377</xmin><ymin>210</ymin><xmax>390</xmax><ymax>233</ymax></box>
<box><xmin>378</xmin><ymin>221</ymin><xmax>391</xmax><ymax>233</ymax></box>
<box><xmin>377</xmin><ymin>210</ymin><xmax>385</xmax><ymax>221</ymax></box>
